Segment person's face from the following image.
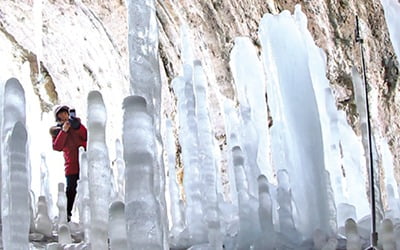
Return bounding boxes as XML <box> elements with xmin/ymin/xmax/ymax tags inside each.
<box><xmin>57</xmin><ymin>110</ymin><xmax>69</xmax><ymax>122</ymax></box>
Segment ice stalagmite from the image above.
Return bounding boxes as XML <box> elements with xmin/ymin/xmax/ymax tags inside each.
<box><xmin>172</xmin><ymin>75</ymin><xmax>206</xmax><ymax>244</ymax></box>
<box><xmin>321</xmin><ymin>238</ymin><xmax>338</xmax><ymax>250</ymax></box>
<box><xmin>109</xmin><ymin>201</ymin><xmax>128</xmax><ymax>250</ymax></box>
<box><xmin>193</xmin><ymin>60</ymin><xmax>222</xmax><ymax>248</ymax></box>
<box><xmin>256</xmin><ymin>174</ymin><xmax>275</xmax><ymax>249</ymax></box>
<box><xmin>58</xmin><ymin>224</ymin><xmax>72</xmax><ymax>244</ymax></box>
<box><xmin>380</xmin><ymin>219</ymin><xmax>396</xmax><ymax>250</ymax></box>
<box><xmin>313</xmin><ymin>229</ymin><xmax>328</xmax><ymax>249</ymax></box>
<box><xmin>1</xmin><ymin>78</ymin><xmax>26</xmax><ymax>249</ymax></box>
<box><xmin>345</xmin><ymin>218</ymin><xmax>361</xmax><ymax>250</ymax></box>
<box><xmin>223</xmin><ymin>100</ymin><xmax>241</xmax><ymax>205</ymax></box>
<box><xmin>35</xmin><ymin>196</ymin><xmax>52</xmax><ymax>237</ymax></box>
<box><xmin>231</xmin><ymin>146</ymin><xmax>260</xmax><ymax>249</ymax></box>
<box><xmin>4</xmin><ymin>122</ymin><xmax>29</xmax><ymax>250</ymax></box>
<box><xmin>87</xmin><ymin>91</ymin><xmax>111</xmax><ymax>250</ymax></box>
<box><xmin>123</xmin><ymin>95</ymin><xmax>164</xmax><ymax>249</ymax></box>
<box><xmin>127</xmin><ymin>1</ymin><xmax>168</xmax><ymax>243</ymax></box>
<box><xmin>276</xmin><ymin>169</ymin><xmax>300</xmax><ymax>246</ymax></box>
<box><xmin>386</xmin><ymin>184</ymin><xmax>400</xmax><ymax>219</ymax></box>
<box><xmin>77</xmin><ymin>147</ymin><xmax>90</xmax><ymax>243</ymax></box>
<box><xmin>40</xmin><ymin>154</ymin><xmax>54</xmax><ymax>219</ymax></box>
<box><xmin>57</xmin><ymin>183</ymin><xmax>67</xmax><ymax>226</ymax></box>
<box><xmin>165</xmin><ymin>119</ymin><xmax>186</xmax><ymax>247</ymax></box>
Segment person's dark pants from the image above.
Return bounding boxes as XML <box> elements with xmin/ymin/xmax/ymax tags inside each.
<box><xmin>66</xmin><ymin>174</ymin><xmax>79</xmax><ymax>219</ymax></box>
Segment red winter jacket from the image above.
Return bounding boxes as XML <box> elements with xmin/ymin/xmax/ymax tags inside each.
<box><xmin>52</xmin><ymin>123</ymin><xmax>87</xmax><ymax>176</ymax></box>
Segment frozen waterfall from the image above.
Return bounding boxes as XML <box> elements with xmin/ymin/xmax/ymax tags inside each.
<box><xmin>1</xmin><ymin>2</ymin><xmax>400</xmax><ymax>250</ymax></box>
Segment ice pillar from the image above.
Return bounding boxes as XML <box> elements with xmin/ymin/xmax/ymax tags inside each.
<box><xmin>78</xmin><ymin>148</ymin><xmax>90</xmax><ymax>243</ymax></box>
<box><xmin>1</xmin><ymin>78</ymin><xmax>27</xmax><ymax>249</ymax></box>
<box><xmin>87</xmin><ymin>90</ymin><xmax>112</xmax><ymax>249</ymax></box>
<box><xmin>4</xmin><ymin>122</ymin><xmax>29</xmax><ymax>250</ymax></box>
<box><xmin>109</xmin><ymin>201</ymin><xmax>128</xmax><ymax>250</ymax></box>
<box><xmin>123</xmin><ymin>95</ymin><xmax>164</xmax><ymax>249</ymax></box>
<box><xmin>127</xmin><ymin>1</ymin><xmax>168</xmax><ymax>243</ymax></box>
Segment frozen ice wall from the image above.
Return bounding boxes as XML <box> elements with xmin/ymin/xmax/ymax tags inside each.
<box><xmin>259</xmin><ymin>7</ymin><xmax>331</xmax><ymax>237</ymax></box>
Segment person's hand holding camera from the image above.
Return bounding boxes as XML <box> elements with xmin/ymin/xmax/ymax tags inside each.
<box><xmin>62</xmin><ymin>121</ymin><xmax>71</xmax><ymax>132</ymax></box>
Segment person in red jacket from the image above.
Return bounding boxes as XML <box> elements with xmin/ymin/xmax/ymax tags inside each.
<box><xmin>49</xmin><ymin>105</ymin><xmax>87</xmax><ymax>222</ymax></box>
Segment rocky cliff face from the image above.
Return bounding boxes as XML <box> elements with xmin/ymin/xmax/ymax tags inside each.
<box><xmin>0</xmin><ymin>0</ymin><xmax>399</xmax><ymax>183</ymax></box>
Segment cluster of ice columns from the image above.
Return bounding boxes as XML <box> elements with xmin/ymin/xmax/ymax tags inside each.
<box><xmin>1</xmin><ymin>1</ymin><xmax>400</xmax><ymax>250</ymax></box>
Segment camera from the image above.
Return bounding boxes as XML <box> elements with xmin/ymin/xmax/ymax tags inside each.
<box><xmin>68</xmin><ymin>109</ymin><xmax>81</xmax><ymax>129</ymax></box>
<box><xmin>69</xmin><ymin>109</ymin><xmax>76</xmax><ymax>119</ymax></box>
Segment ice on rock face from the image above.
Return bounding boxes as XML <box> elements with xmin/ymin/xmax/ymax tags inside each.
<box><xmin>386</xmin><ymin>184</ymin><xmax>400</xmax><ymax>219</ymax></box>
<box><xmin>57</xmin><ymin>182</ymin><xmax>68</xmax><ymax>226</ymax></box>
<box><xmin>87</xmin><ymin>91</ymin><xmax>112</xmax><ymax>250</ymax></box>
<box><xmin>165</xmin><ymin>119</ymin><xmax>187</xmax><ymax>247</ymax></box>
<box><xmin>35</xmin><ymin>196</ymin><xmax>53</xmax><ymax>237</ymax></box>
<box><xmin>230</xmin><ymin>36</ymin><xmax>270</xmax><ymax>183</ymax></box>
<box><xmin>380</xmin><ymin>0</ymin><xmax>400</xmax><ymax>61</ymax></box>
<box><xmin>260</xmin><ymin>8</ymin><xmax>327</xmax><ymax>234</ymax></box>
<box><xmin>108</xmin><ymin>201</ymin><xmax>128</xmax><ymax>250</ymax></box>
<box><xmin>127</xmin><ymin>0</ymin><xmax>161</xmax><ymax>105</ymax></box>
<box><xmin>123</xmin><ymin>95</ymin><xmax>164</xmax><ymax>249</ymax></box>
<box><xmin>351</xmin><ymin>67</ymin><xmax>370</xmax><ymax>165</ymax></box>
